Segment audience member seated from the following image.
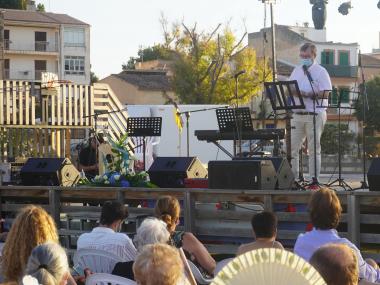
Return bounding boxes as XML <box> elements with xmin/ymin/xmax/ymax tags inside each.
<box><xmin>155</xmin><ymin>196</ymin><xmax>216</xmax><ymax>276</ymax></box>
<box><xmin>2</xmin><ymin>206</ymin><xmax>59</xmax><ymax>283</ymax></box>
<box><xmin>310</xmin><ymin>243</ymin><xmax>358</xmax><ymax>285</ymax></box>
<box><xmin>237</xmin><ymin>211</ymin><xmax>283</xmax><ymax>256</ymax></box>
<box><xmin>133</xmin><ymin>243</ymin><xmax>189</xmax><ymax>285</ymax></box>
<box><xmin>294</xmin><ymin>188</ymin><xmax>380</xmax><ymax>283</ymax></box>
<box><xmin>112</xmin><ymin>217</ymin><xmax>170</xmax><ymax>279</ymax></box>
<box><xmin>24</xmin><ymin>242</ymin><xmax>70</xmax><ymax>285</ymax></box>
<box><xmin>77</xmin><ymin>200</ymin><xmax>137</xmax><ymax>262</ymax></box>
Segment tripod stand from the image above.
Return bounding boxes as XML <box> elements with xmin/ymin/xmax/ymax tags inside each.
<box><xmin>326</xmin><ymin>90</ymin><xmax>353</xmax><ymax>191</ymax></box>
<box><xmin>177</xmin><ymin>106</ymin><xmax>228</xmax><ymax>157</ymax></box>
<box><xmin>356</xmin><ymin>51</ymin><xmax>369</xmax><ymax>190</ymax></box>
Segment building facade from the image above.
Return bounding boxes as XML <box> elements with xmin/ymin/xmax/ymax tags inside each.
<box><xmin>249</xmin><ymin>24</ymin><xmax>360</xmax><ymax>135</ymax></box>
<box><xmin>1</xmin><ymin>5</ymin><xmax>90</xmax><ymax>84</ymax></box>
<box><xmin>100</xmin><ymin>70</ymin><xmax>176</xmax><ymax>105</ymax></box>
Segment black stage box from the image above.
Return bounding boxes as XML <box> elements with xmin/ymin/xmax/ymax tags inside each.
<box><xmin>208</xmin><ymin>160</ymin><xmax>277</xmax><ymax>190</ymax></box>
<box><xmin>20</xmin><ymin>158</ymin><xmax>80</xmax><ymax>186</ymax></box>
<box><xmin>148</xmin><ymin>157</ymin><xmax>207</xmax><ymax>188</ymax></box>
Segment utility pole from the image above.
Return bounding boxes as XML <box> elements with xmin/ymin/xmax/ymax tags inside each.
<box><xmin>0</xmin><ymin>11</ymin><xmax>4</xmax><ymax>80</ymax></box>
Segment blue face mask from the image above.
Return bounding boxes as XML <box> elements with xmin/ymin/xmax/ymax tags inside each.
<box><xmin>301</xmin><ymin>58</ymin><xmax>313</xmax><ymax>67</ymax></box>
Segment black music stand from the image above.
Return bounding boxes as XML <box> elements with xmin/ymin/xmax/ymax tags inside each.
<box><xmin>127</xmin><ymin>117</ymin><xmax>162</xmax><ymax>171</ymax></box>
<box><xmin>319</xmin><ymin>89</ymin><xmax>353</xmax><ymax>191</ymax></box>
<box><xmin>264</xmin><ymin>81</ymin><xmax>306</xmax><ymax>183</ymax></box>
<box><xmin>264</xmin><ymin>80</ymin><xmax>305</xmax><ymax>111</ymax></box>
<box><xmin>216</xmin><ymin>107</ymin><xmax>253</xmax><ymax>157</ymax></box>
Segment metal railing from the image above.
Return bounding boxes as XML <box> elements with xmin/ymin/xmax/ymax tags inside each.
<box><xmin>4</xmin><ymin>41</ymin><xmax>58</xmax><ymax>53</ymax></box>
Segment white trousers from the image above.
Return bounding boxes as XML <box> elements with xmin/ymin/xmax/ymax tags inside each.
<box><xmin>290</xmin><ymin>112</ymin><xmax>327</xmax><ymax>180</ymax></box>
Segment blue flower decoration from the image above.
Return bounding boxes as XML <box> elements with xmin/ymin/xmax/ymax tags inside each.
<box><xmin>121</xmin><ymin>180</ymin><xmax>130</xmax><ymax>188</ymax></box>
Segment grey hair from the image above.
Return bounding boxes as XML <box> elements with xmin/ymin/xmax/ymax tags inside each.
<box><xmin>133</xmin><ymin>217</ymin><xmax>170</xmax><ymax>251</ymax></box>
<box><xmin>24</xmin><ymin>242</ymin><xmax>69</xmax><ymax>285</ymax></box>
<box><xmin>300</xmin><ymin>42</ymin><xmax>317</xmax><ymax>58</ymax></box>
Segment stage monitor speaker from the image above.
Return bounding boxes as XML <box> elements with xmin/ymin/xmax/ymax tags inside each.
<box><xmin>233</xmin><ymin>157</ymin><xmax>294</xmax><ymax>189</ymax></box>
<box><xmin>368</xmin><ymin>158</ymin><xmax>380</xmax><ymax>191</ymax></box>
<box><xmin>148</xmin><ymin>157</ymin><xmax>208</xmax><ymax>188</ymax></box>
<box><xmin>20</xmin><ymin>158</ymin><xmax>80</xmax><ymax>187</ymax></box>
<box><xmin>208</xmin><ymin>160</ymin><xmax>277</xmax><ymax>190</ymax></box>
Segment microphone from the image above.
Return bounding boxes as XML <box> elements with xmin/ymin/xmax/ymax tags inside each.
<box><xmin>234</xmin><ymin>70</ymin><xmax>246</xmax><ymax>78</ymax></box>
<box><xmin>302</xmin><ymin>65</ymin><xmax>313</xmax><ymax>83</ymax></box>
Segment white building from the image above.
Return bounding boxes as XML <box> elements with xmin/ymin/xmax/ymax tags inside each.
<box><xmin>1</xmin><ymin>4</ymin><xmax>90</xmax><ymax>84</ymax></box>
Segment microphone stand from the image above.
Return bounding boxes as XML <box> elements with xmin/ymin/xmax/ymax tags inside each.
<box><xmin>303</xmin><ymin>66</ymin><xmax>322</xmax><ymax>186</ymax></box>
<box><xmin>355</xmin><ymin>53</ymin><xmax>369</xmax><ymax>190</ymax></box>
<box><xmin>234</xmin><ymin>72</ymin><xmax>244</xmax><ymax>157</ymax></box>
<box><xmin>177</xmin><ymin>106</ymin><xmax>229</xmax><ymax>157</ymax></box>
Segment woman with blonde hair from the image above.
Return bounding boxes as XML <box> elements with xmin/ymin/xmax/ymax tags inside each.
<box><xmin>24</xmin><ymin>242</ymin><xmax>70</xmax><ymax>285</ymax></box>
<box><xmin>2</xmin><ymin>205</ymin><xmax>59</xmax><ymax>282</ymax></box>
<box><xmin>155</xmin><ymin>196</ymin><xmax>216</xmax><ymax>276</ymax></box>
<box><xmin>133</xmin><ymin>243</ymin><xmax>187</xmax><ymax>285</ymax></box>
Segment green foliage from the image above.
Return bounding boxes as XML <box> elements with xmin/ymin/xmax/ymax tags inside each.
<box><xmin>0</xmin><ymin>0</ymin><xmax>26</xmax><ymax>9</ymax></box>
<box><xmin>122</xmin><ymin>45</ymin><xmax>170</xmax><ymax>70</ymax></box>
<box><xmin>79</xmin><ymin>133</ymin><xmax>156</xmax><ymax>188</ymax></box>
<box><xmin>90</xmin><ymin>71</ymin><xmax>99</xmax><ymax>84</ymax></box>
<box><xmin>161</xmin><ymin>21</ymin><xmax>271</xmax><ymax>104</ymax></box>
<box><xmin>357</xmin><ymin>135</ymin><xmax>380</xmax><ymax>158</ymax></box>
<box><xmin>355</xmin><ymin>76</ymin><xmax>380</xmax><ymax>134</ymax></box>
<box><xmin>37</xmin><ymin>3</ymin><xmax>45</xmax><ymax>12</ymax></box>
<box><xmin>321</xmin><ymin>123</ymin><xmax>355</xmax><ymax>155</ymax></box>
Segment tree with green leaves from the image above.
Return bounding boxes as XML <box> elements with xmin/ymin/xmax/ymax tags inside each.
<box><xmin>355</xmin><ymin>76</ymin><xmax>380</xmax><ymax>134</ymax></box>
<box><xmin>159</xmin><ymin>18</ymin><xmax>271</xmax><ymax>104</ymax></box>
<box><xmin>122</xmin><ymin>45</ymin><xmax>169</xmax><ymax>70</ymax></box>
<box><xmin>0</xmin><ymin>0</ymin><xmax>26</xmax><ymax>9</ymax></box>
<box><xmin>321</xmin><ymin>123</ymin><xmax>355</xmax><ymax>155</ymax></box>
<box><xmin>90</xmin><ymin>71</ymin><xmax>99</xmax><ymax>84</ymax></box>
<box><xmin>37</xmin><ymin>3</ymin><xmax>45</xmax><ymax>12</ymax></box>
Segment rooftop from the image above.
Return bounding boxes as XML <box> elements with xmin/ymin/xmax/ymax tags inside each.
<box><xmin>2</xmin><ymin>9</ymin><xmax>89</xmax><ymax>26</ymax></box>
<box><xmin>113</xmin><ymin>70</ymin><xmax>172</xmax><ymax>92</ymax></box>
<box><xmin>249</xmin><ymin>24</ymin><xmax>358</xmax><ymax>47</ymax></box>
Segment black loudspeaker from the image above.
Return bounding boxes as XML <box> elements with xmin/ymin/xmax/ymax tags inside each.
<box><xmin>368</xmin><ymin>158</ymin><xmax>380</xmax><ymax>191</ymax></box>
<box><xmin>148</xmin><ymin>157</ymin><xmax>208</xmax><ymax>188</ymax></box>
<box><xmin>20</xmin><ymin>158</ymin><xmax>80</xmax><ymax>186</ymax></box>
<box><xmin>233</xmin><ymin>157</ymin><xmax>294</xmax><ymax>189</ymax></box>
<box><xmin>208</xmin><ymin>160</ymin><xmax>277</xmax><ymax>190</ymax></box>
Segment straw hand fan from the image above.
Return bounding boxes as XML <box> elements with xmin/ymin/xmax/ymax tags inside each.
<box><xmin>211</xmin><ymin>248</ymin><xmax>326</xmax><ymax>285</ymax></box>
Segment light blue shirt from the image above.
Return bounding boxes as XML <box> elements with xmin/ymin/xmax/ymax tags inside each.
<box><xmin>294</xmin><ymin>228</ymin><xmax>380</xmax><ymax>283</ymax></box>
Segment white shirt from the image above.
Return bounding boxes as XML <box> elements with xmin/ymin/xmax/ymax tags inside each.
<box><xmin>77</xmin><ymin>227</ymin><xmax>137</xmax><ymax>262</ymax></box>
<box><xmin>294</xmin><ymin>228</ymin><xmax>380</xmax><ymax>283</ymax></box>
<box><xmin>289</xmin><ymin>62</ymin><xmax>332</xmax><ymax>113</ymax></box>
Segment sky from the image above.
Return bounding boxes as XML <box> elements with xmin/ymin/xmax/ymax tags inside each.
<box><xmin>38</xmin><ymin>0</ymin><xmax>380</xmax><ymax>79</ymax></box>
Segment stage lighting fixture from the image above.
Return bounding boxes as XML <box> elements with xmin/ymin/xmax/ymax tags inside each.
<box><xmin>338</xmin><ymin>1</ymin><xmax>352</xmax><ymax>15</ymax></box>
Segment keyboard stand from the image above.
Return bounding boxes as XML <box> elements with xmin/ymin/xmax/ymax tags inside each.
<box><xmin>208</xmin><ymin>140</ymin><xmax>234</xmax><ymax>159</ymax></box>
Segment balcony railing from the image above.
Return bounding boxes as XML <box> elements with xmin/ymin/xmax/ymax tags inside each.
<box><xmin>4</xmin><ymin>41</ymin><xmax>58</xmax><ymax>53</ymax></box>
<box><xmin>35</xmin><ymin>70</ymin><xmax>46</xmax><ymax>81</ymax></box>
<box><xmin>4</xmin><ymin>69</ymin><xmax>9</xmax><ymax>79</ymax></box>
<box><xmin>4</xmin><ymin>39</ymin><xmax>9</xmax><ymax>50</ymax></box>
<box><xmin>321</xmin><ymin>64</ymin><xmax>358</xmax><ymax>78</ymax></box>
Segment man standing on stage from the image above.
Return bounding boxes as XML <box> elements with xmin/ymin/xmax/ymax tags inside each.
<box><xmin>289</xmin><ymin>42</ymin><xmax>332</xmax><ymax>181</ymax></box>
<box><xmin>79</xmin><ymin>136</ymin><xmax>99</xmax><ymax>179</ymax></box>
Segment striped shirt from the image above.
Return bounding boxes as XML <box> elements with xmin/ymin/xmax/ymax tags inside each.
<box><xmin>77</xmin><ymin>227</ymin><xmax>137</xmax><ymax>262</ymax></box>
<box><xmin>294</xmin><ymin>228</ymin><xmax>380</xmax><ymax>283</ymax></box>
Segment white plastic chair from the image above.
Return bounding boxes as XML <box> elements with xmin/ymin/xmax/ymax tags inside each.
<box><xmin>187</xmin><ymin>260</ymin><xmax>213</xmax><ymax>285</ymax></box>
<box><xmin>73</xmin><ymin>249</ymin><xmax>124</xmax><ymax>274</ymax></box>
<box><xmin>85</xmin><ymin>273</ymin><xmax>136</xmax><ymax>285</ymax></box>
<box><xmin>214</xmin><ymin>258</ymin><xmax>234</xmax><ymax>275</ymax></box>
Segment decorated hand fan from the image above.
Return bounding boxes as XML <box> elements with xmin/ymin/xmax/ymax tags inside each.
<box><xmin>212</xmin><ymin>248</ymin><xmax>326</xmax><ymax>285</ymax></box>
